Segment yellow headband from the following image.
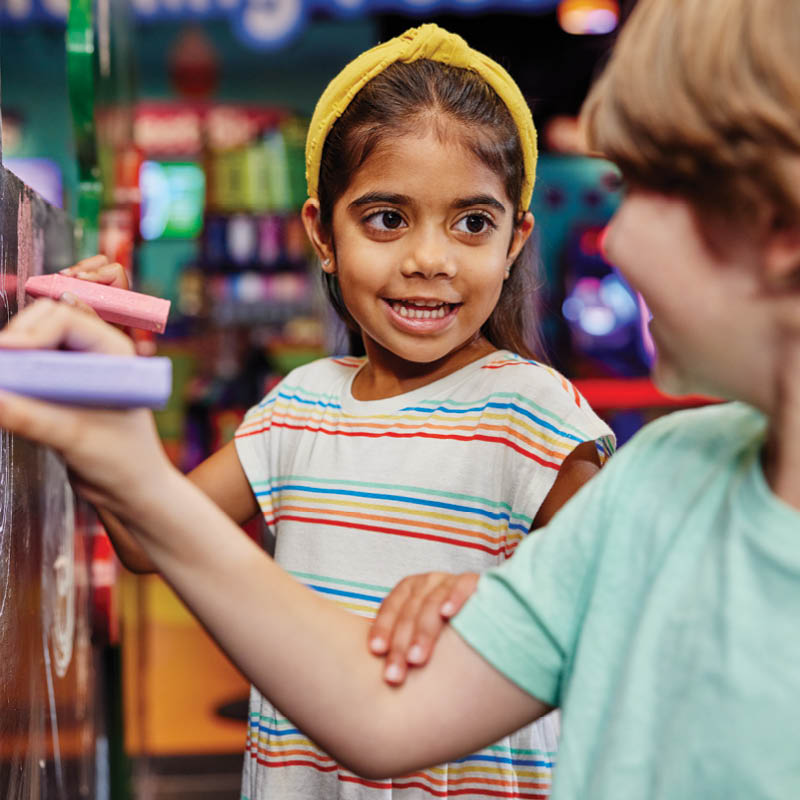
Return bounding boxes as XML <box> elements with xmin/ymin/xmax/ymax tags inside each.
<box><xmin>305</xmin><ymin>23</ymin><xmax>537</xmax><ymax>211</ymax></box>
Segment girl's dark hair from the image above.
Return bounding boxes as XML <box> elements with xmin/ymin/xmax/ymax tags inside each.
<box><xmin>317</xmin><ymin>58</ymin><xmax>545</xmax><ymax>361</ymax></box>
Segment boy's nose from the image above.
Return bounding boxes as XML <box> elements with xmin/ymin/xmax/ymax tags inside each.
<box><xmin>401</xmin><ymin>233</ymin><xmax>456</xmax><ymax>279</ymax></box>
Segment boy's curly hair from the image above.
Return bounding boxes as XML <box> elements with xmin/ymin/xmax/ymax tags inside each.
<box><xmin>582</xmin><ymin>0</ymin><xmax>800</xmax><ymax>235</ymax></box>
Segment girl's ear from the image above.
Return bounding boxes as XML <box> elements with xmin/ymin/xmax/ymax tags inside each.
<box><xmin>506</xmin><ymin>211</ymin><xmax>535</xmax><ymax>269</ymax></box>
<box><xmin>302</xmin><ymin>198</ymin><xmax>335</xmax><ymax>273</ymax></box>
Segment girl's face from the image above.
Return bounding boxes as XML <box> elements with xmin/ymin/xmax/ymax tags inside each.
<box><xmin>306</xmin><ymin>127</ymin><xmax>532</xmax><ymax>376</ymax></box>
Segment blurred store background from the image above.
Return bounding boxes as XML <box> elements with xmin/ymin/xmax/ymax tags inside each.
<box><xmin>0</xmin><ymin>1</ymin><xmax>712</xmax><ymax>797</ymax></box>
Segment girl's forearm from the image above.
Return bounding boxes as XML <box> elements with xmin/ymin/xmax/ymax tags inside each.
<box><xmin>119</xmin><ymin>464</ymin><xmax>546</xmax><ymax>777</ymax></box>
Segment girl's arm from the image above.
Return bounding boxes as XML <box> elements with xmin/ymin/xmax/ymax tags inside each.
<box><xmin>0</xmin><ymin>301</ymin><xmax>551</xmax><ymax>777</ymax></box>
<box><xmin>531</xmin><ymin>439</ymin><xmax>601</xmax><ymax>528</ymax></box>
<box><xmin>369</xmin><ymin>439</ymin><xmax>602</xmax><ymax>684</ymax></box>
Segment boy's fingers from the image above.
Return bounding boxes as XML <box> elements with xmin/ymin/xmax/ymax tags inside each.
<box><xmin>0</xmin><ymin>299</ymin><xmax>134</xmax><ymax>355</ymax></box>
<box><xmin>60</xmin><ymin>291</ymin><xmax>99</xmax><ymax>318</ymax></box>
<box><xmin>369</xmin><ymin>578</ymin><xmax>413</xmax><ymax>655</ymax></box>
<box><xmin>1</xmin><ymin>297</ymin><xmax>56</xmax><ymax>334</ymax></box>
<box><xmin>439</xmin><ymin>572</ymin><xmax>480</xmax><ymax>618</ymax></box>
<box><xmin>0</xmin><ymin>390</ymin><xmax>82</xmax><ymax>455</ymax></box>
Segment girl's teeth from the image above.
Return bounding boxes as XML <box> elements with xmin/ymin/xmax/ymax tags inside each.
<box><xmin>390</xmin><ymin>302</ymin><xmax>450</xmax><ymax>319</ymax></box>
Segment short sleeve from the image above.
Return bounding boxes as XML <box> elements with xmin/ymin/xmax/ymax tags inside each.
<box><xmin>234</xmin><ymin>380</ymin><xmax>289</xmax><ymax>536</ymax></box>
<box><xmin>451</xmin><ymin>456</ymin><xmax>616</xmax><ymax>707</ymax></box>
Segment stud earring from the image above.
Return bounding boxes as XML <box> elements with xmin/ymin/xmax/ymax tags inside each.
<box><xmin>322</xmin><ymin>257</ymin><xmax>331</xmax><ymax>267</ymax></box>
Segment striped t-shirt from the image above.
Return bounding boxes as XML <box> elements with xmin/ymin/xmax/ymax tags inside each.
<box><xmin>234</xmin><ymin>350</ymin><xmax>615</xmax><ymax>800</ymax></box>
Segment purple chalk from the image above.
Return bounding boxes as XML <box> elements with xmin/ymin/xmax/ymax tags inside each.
<box><xmin>0</xmin><ymin>350</ymin><xmax>172</xmax><ymax>409</ymax></box>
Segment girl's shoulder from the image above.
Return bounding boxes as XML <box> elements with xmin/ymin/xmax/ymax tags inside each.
<box><xmin>479</xmin><ymin>351</ymin><xmax>589</xmax><ymax>409</ymax></box>
<box><xmin>476</xmin><ymin>350</ymin><xmax>613</xmax><ymax>443</ymax></box>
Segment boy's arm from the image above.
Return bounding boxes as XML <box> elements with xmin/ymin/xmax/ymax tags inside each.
<box><xmin>119</xmin><ymin>465</ymin><xmax>552</xmax><ymax>776</ymax></box>
<box><xmin>95</xmin><ymin>440</ymin><xmax>259</xmax><ymax>573</ymax></box>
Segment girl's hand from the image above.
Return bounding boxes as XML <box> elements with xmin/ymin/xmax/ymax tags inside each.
<box><xmin>368</xmin><ymin>571</ymin><xmax>479</xmax><ymax>686</ymax></box>
<box><xmin>60</xmin><ymin>254</ymin><xmax>130</xmax><ymax>290</ymax></box>
<box><xmin>0</xmin><ymin>299</ymin><xmax>173</xmax><ymax>517</ymax></box>
<box><xmin>58</xmin><ymin>255</ymin><xmax>154</xmax><ymax>352</ymax></box>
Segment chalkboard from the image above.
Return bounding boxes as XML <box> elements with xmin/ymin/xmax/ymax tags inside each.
<box><xmin>0</xmin><ymin>163</ymin><xmax>107</xmax><ymax>797</ymax></box>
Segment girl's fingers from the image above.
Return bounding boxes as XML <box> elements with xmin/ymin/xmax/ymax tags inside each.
<box><xmin>439</xmin><ymin>572</ymin><xmax>480</xmax><ymax>618</ymax></box>
<box><xmin>370</xmin><ymin>571</ymin><xmax>482</xmax><ymax>685</ymax></box>
<box><xmin>403</xmin><ymin>579</ymin><xmax>458</xmax><ymax>666</ymax></box>
<box><xmin>382</xmin><ymin>580</ymin><xmax>431</xmax><ymax>686</ymax></box>
<box><xmin>369</xmin><ymin>578</ymin><xmax>413</xmax><ymax>655</ymax></box>
<box><xmin>0</xmin><ymin>299</ymin><xmax>134</xmax><ymax>355</ymax></box>
<box><xmin>61</xmin><ymin>254</ymin><xmax>110</xmax><ymax>275</ymax></box>
<box><xmin>61</xmin><ymin>257</ymin><xmax>129</xmax><ymax>290</ymax></box>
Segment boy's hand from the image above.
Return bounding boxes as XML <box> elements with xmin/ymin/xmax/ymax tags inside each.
<box><xmin>369</xmin><ymin>571</ymin><xmax>479</xmax><ymax>686</ymax></box>
<box><xmin>60</xmin><ymin>254</ymin><xmax>130</xmax><ymax>290</ymax></box>
<box><xmin>0</xmin><ymin>299</ymin><xmax>172</xmax><ymax>516</ymax></box>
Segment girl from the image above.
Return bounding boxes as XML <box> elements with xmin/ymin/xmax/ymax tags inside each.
<box><xmin>52</xmin><ymin>25</ymin><xmax>614</xmax><ymax>800</ymax></box>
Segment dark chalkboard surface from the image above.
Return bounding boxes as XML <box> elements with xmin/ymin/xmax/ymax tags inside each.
<box><xmin>0</xmin><ymin>160</ymin><xmax>107</xmax><ymax>797</ymax></box>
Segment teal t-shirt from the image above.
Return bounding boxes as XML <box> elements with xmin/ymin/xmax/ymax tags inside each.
<box><xmin>452</xmin><ymin>402</ymin><xmax>800</xmax><ymax>799</ymax></box>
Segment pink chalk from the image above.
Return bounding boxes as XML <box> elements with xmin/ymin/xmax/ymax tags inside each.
<box><xmin>25</xmin><ymin>274</ymin><xmax>171</xmax><ymax>333</ymax></box>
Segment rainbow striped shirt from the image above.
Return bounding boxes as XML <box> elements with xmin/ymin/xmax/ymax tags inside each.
<box><xmin>235</xmin><ymin>351</ymin><xmax>614</xmax><ymax>800</ymax></box>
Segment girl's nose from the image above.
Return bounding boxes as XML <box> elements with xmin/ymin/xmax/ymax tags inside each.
<box><xmin>400</xmin><ymin>232</ymin><xmax>456</xmax><ymax>279</ymax></box>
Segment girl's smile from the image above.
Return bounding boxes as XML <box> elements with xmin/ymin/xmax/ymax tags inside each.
<box><xmin>384</xmin><ymin>297</ymin><xmax>461</xmax><ymax>330</ymax></box>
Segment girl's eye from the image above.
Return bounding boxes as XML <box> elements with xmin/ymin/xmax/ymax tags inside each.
<box><xmin>365</xmin><ymin>210</ymin><xmax>406</xmax><ymax>231</ymax></box>
<box><xmin>455</xmin><ymin>213</ymin><xmax>495</xmax><ymax>235</ymax></box>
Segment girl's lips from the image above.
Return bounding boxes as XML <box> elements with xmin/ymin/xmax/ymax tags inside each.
<box><xmin>382</xmin><ymin>298</ymin><xmax>461</xmax><ymax>333</ymax></box>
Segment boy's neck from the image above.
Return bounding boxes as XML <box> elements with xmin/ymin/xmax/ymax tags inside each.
<box><xmin>762</xmin><ymin>342</ymin><xmax>800</xmax><ymax>511</ymax></box>
<box><xmin>352</xmin><ymin>336</ymin><xmax>497</xmax><ymax>401</ymax></box>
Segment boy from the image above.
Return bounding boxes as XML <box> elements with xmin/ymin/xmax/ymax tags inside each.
<box><xmin>0</xmin><ymin>0</ymin><xmax>798</xmax><ymax>796</ymax></box>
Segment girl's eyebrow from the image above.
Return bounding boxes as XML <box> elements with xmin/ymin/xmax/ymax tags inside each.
<box><xmin>349</xmin><ymin>192</ymin><xmax>507</xmax><ymax>212</ymax></box>
<box><xmin>349</xmin><ymin>192</ymin><xmax>410</xmax><ymax>209</ymax></box>
<box><xmin>453</xmin><ymin>195</ymin><xmax>507</xmax><ymax>213</ymax></box>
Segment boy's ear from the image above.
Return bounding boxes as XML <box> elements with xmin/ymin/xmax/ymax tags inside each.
<box><xmin>764</xmin><ymin>223</ymin><xmax>800</xmax><ymax>290</ymax></box>
<box><xmin>301</xmin><ymin>198</ymin><xmax>335</xmax><ymax>273</ymax></box>
<box><xmin>506</xmin><ymin>211</ymin><xmax>535</xmax><ymax>268</ymax></box>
